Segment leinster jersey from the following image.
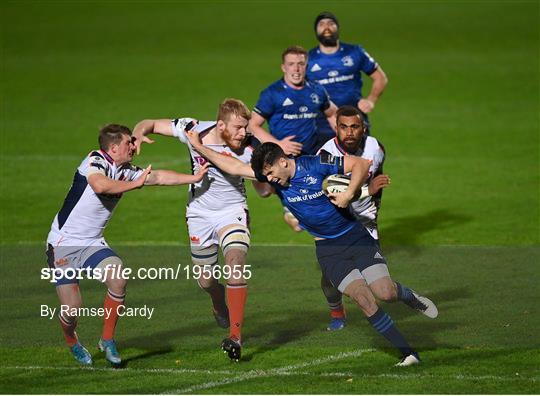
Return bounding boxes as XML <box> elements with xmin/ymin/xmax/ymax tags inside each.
<box><xmin>308</xmin><ymin>43</ymin><xmax>378</xmax><ymax>138</ymax></box>
<box><xmin>48</xmin><ymin>150</ymin><xmax>144</xmax><ymax>241</ymax></box>
<box><xmin>318</xmin><ymin>136</ymin><xmax>385</xmax><ymax>239</ymax></box>
<box><xmin>307</xmin><ymin>43</ymin><xmax>378</xmax><ymax>107</ymax></box>
<box><xmin>253</xmin><ymin>79</ymin><xmax>331</xmax><ymax>155</ymax></box>
<box><xmin>270</xmin><ymin>154</ymin><xmax>356</xmax><ymax>239</ymax></box>
<box><xmin>171</xmin><ymin>118</ymin><xmax>252</xmax><ymax>213</ymax></box>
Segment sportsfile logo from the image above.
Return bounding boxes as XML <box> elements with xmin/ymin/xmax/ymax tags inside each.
<box><xmin>41</xmin><ymin>264</ymin><xmax>252</xmax><ymax>283</ymax></box>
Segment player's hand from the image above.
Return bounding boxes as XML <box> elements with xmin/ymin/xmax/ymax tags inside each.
<box><xmin>368</xmin><ymin>174</ymin><xmax>390</xmax><ymax>195</ymax></box>
<box><xmin>192</xmin><ymin>163</ymin><xmax>210</xmax><ymax>182</ymax></box>
<box><xmin>358</xmin><ymin>99</ymin><xmax>375</xmax><ymax>113</ymax></box>
<box><xmin>134</xmin><ymin>165</ymin><xmax>152</xmax><ymax>188</ymax></box>
<box><xmin>328</xmin><ymin>190</ymin><xmax>354</xmax><ymax>208</ymax></box>
<box><xmin>279</xmin><ymin>136</ymin><xmax>303</xmax><ymax>156</ymax></box>
<box><xmin>186</xmin><ymin>130</ymin><xmax>203</xmax><ymax>149</ymax></box>
<box><xmin>134</xmin><ymin>135</ymin><xmax>155</xmax><ymax>155</ymax></box>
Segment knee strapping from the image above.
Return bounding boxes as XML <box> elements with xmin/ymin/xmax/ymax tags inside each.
<box><xmin>191</xmin><ymin>245</ymin><xmax>219</xmax><ymax>267</ymax></box>
<box><xmin>219</xmin><ymin>227</ymin><xmax>250</xmax><ymax>256</ymax></box>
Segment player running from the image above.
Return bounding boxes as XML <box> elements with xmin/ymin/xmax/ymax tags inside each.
<box><xmin>46</xmin><ymin>124</ymin><xmax>207</xmax><ymax>366</ymax></box>
<box><xmin>133</xmin><ymin>99</ymin><xmax>269</xmax><ymax>361</ymax></box>
<box><xmin>185</xmin><ymin>131</ymin><xmax>438</xmax><ymax>367</ymax></box>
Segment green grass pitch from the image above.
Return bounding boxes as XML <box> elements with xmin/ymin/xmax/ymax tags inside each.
<box><xmin>1</xmin><ymin>0</ymin><xmax>538</xmax><ymax>394</ymax></box>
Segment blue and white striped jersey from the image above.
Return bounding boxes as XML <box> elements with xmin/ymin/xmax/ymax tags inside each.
<box><xmin>48</xmin><ymin>150</ymin><xmax>143</xmax><ymax>242</ymax></box>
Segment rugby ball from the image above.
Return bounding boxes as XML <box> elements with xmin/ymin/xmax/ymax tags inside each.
<box><xmin>322</xmin><ymin>174</ymin><xmax>350</xmax><ymax>195</ymax></box>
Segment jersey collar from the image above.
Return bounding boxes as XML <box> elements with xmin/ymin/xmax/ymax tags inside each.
<box><xmin>99</xmin><ymin>150</ymin><xmax>115</xmax><ymax>165</ymax></box>
<box><xmin>333</xmin><ymin>138</ymin><xmax>348</xmax><ymax>155</ymax></box>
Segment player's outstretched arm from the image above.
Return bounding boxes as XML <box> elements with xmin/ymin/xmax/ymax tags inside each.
<box><xmin>132</xmin><ymin>119</ymin><xmax>175</xmax><ymax>154</ymax></box>
<box><xmin>249</xmin><ymin>113</ymin><xmax>302</xmax><ymax>156</ymax></box>
<box><xmin>144</xmin><ymin>163</ymin><xmax>209</xmax><ymax>186</ymax></box>
<box><xmin>186</xmin><ymin>130</ymin><xmax>256</xmax><ymax>179</ymax></box>
<box><xmin>87</xmin><ymin>166</ymin><xmax>152</xmax><ymax>194</ymax></box>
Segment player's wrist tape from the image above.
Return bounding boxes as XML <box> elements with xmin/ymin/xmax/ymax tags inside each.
<box><xmin>359</xmin><ymin>185</ymin><xmax>370</xmax><ymax>199</ymax></box>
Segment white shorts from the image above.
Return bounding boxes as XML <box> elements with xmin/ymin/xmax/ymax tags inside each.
<box><xmin>186</xmin><ymin>204</ymin><xmax>250</xmax><ymax>248</ymax></box>
<box><xmin>46</xmin><ymin>231</ymin><xmax>118</xmax><ymax>285</ymax></box>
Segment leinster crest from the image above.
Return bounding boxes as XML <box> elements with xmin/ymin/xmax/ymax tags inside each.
<box><xmin>341</xmin><ymin>55</ymin><xmax>354</xmax><ymax>67</ymax></box>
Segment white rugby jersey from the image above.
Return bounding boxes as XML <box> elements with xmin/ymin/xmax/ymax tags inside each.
<box><xmin>318</xmin><ymin>136</ymin><xmax>385</xmax><ymax>239</ymax></box>
<box><xmin>47</xmin><ymin>150</ymin><xmax>143</xmax><ymax>242</ymax></box>
<box><xmin>171</xmin><ymin>118</ymin><xmax>252</xmax><ymax>213</ymax></box>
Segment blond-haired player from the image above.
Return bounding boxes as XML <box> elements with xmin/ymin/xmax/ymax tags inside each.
<box><xmin>133</xmin><ymin>99</ymin><xmax>269</xmax><ymax>361</ymax></box>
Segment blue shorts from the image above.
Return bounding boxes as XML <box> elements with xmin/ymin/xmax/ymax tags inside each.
<box><xmin>315</xmin><ymin>222</ymin><xmax>386</xmax><ymax>292</ymax></box>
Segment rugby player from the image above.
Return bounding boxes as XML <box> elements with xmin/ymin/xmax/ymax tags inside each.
<box><xmin>185</xmin><ymin>132</ymin><xmax>438</xmax><ymax>367</ymax></box>
<box><xmin>133</xmin><ymin>99</ymin><xmax>269</xmax><ymax>361</ymax></box>
<box><xmin>249</xmin><ymin>45</ymin><xmax>337</xmax><ymax>156</ymax></box>
<box><xmin>316</xmin><ymin>106</ymin><xmax>438</xmax><ymax>330</ymax></box>
<box><xmin>307</xmin><ymin>11</ymin><xmax>388</xmax><ymax>141</ymax></box>
<box><xmin>47</xmin><ymin>124</ymin><xmax>207</xmax><ymax>366</ymax></box>
<box><xmin>312</xmin><ymin>104</ymin><xmax>387</xmax><ymax>331</ymax></box>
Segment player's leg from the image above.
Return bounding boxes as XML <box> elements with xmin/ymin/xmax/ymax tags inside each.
<box><xmin>83</xmin><ymin>246</ymin><xmax>126</xmax><ymax>366</ymax></box>
<box><xmin>47</xmin><ymin>243</ymin><xmax>92</xmax><ymax>365</ymax></box>
<box><xmin>191</xmin><ymin>244</ymin><xmax>229</xmax><ymax>328</ymax></box>
<box><xmin>56</xmin><ymin>283</ymin><xmax>93</xmax><ymax>365</ymax></box>
<box><xmin>188</xmin><ymin>215</ymin><xmax>229</xmax><ymax>327</ymax></box>
<box><xmin>364</xmin><ymin>250</ymin><xmax>438</xmax><ymax>318</ymax></box>
<box><xmin>320</xmin><ymin>274</ymin><xmax>346</xmax><ymax>331</ymax></box>
<box><xmin>315</xmin><ymin>227</ymin><xmax>419</xmax><ymax>366</ymax></box>
<box><xmin>218</xmin><ymin>223</ymin><xmax>250</xmax><ymax>361</ymax></box>
<box><xmin>342</xmin><ymin>277</ymin><xmax>420</xmax><ymax>366</ymax></box>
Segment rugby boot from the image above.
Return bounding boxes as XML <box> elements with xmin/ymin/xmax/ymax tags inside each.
<box><xmin>221</xmin><ymin>337</ymin><xmax>241</xmax><ymax>362</ymax></box>
<box><xmin>70</xmin><ymin>341</ymin><xmax>92</xmax><ymax>365</ymax></box>
<box><xmin>98</xmin><ymin>338</ymin><xmax>122</xmax><ymax>366</ymax></box>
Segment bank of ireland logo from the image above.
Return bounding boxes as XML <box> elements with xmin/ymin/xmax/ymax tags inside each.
<box><xmin>299</xmin><ymin>106</ymin><xmax>308</xmax><ymax>113</ymax></box>
<box><xmin>328</xmin><ymin>70</ymin><xmax>339</xmax><ymax>77</ymax></box>
<box><xmin>342</xmin><ymin>55</ymin><xmax>354</xmax><ymax>67</ymax></box>
<box><xmin>300</xmin><ymin>188</ymin><xmax>309</xmax><ymax>194</ymax></box>
<box><xmin>310</xmin><ymin>93</ymin><xmax>320</xmax><ymax>104</ymax></box>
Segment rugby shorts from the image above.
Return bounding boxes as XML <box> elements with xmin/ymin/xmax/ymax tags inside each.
<box><xmin>315</xmin><ymin>222</ymin><xmax>388</xmax><ymax>293</ymax></box>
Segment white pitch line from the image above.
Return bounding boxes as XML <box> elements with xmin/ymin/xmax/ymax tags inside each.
<box><xmin>1</xmin><ymin>364</ymin><xmax>536</xmax><ymax>386</ymax></box>
<box><xmin>0</xmin><ymin>365</ymin><xmax>235</xmax><ymax>375</ymax></box>
<box><xmin>163</xmin><ymin>349</ymin><xmax>373</xmax><ymax>394</ymax></box>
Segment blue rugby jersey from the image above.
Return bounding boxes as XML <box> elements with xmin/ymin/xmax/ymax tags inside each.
<box><xmin>307</xmin><ymin>43</ymin><xmax>378</xmax><ymax>137</ymax></box>
<box><xmin>253</xmin><ymin>79</ymin><xmax>331</xmax><ymax>155</ymax></box>
<box><xmin>270</xmin><ymin>154</ymin><xmax>356</xmax><ymax>238</ymax></box>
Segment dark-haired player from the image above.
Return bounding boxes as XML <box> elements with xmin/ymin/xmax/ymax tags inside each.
<box><xmin>185</xmin><ymin>132</ymin><xmax>438</xmax><ymax>366</ymax></box>
<box><xmin>307</xmin><ymin>11</ymin><xmax>388</xmax><ymax>144</ymax></box>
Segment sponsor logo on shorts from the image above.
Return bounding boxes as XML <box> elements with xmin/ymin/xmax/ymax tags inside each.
<box><xmin>190</xmin><ymin>235</ymin><xmax>200</xmax><ymax>244</ymax></box>
<box><xmin>55</xmin><ymin>257</ymin><xmax>68</xmax><ymax>266</ymax></box>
